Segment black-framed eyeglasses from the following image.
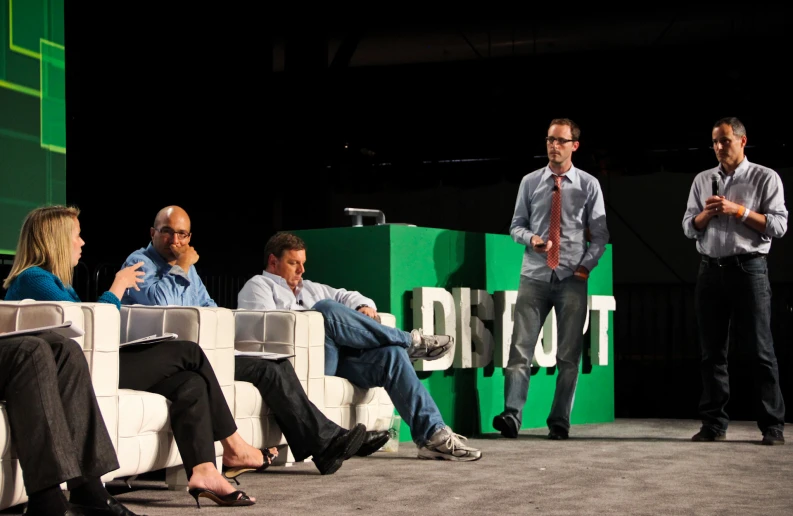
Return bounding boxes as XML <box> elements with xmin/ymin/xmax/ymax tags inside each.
<box><xmin>154</xmin><ymin>226</ymin><xmax>191</xmax><ymax>239</ymax></box>
<box><xmin>545</xmin><ymin>136</ymin><xmax>576</xmax><ymax>145</ymax></box>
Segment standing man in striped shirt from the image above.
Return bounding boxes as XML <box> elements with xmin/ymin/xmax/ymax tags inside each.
<box><xmin>493</xmin><ymin>118</ymin><xmax>610</xmax><ymax>440</ymax></box>
<box><xmin>683</xmin><ymin>117</ymin><xmax>787</xmax><ymax>445</ymax></box>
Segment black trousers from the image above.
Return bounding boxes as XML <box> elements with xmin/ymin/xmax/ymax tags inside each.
<box><xmin>695</xmin><ymin>256</ymin><xmax>785</xmax><ymax>433</ymax></box>
<box><xmin>119</xmin><ymin>341</ymin><xmax>237</xmax><ymax>477</ymax></box>
<box><xmin>235</xmin><ymin>357</ymin><xmax>342</xmax><ymax>461</ymax></box>
<box><xmin>0</xmin><ymin>332</ymin><xmax>119</xmax><ymax>494</ymax></box>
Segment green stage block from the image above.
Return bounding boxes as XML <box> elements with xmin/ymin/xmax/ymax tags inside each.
<box><xmin>293</xmin><ymin>225</ymin><xmax>614</xmax><ymax>441</ymax></box>
<box><xmin>479</xmin><ymin>234</ymin><xmax>614</xmax><ymax>434</ymax></box>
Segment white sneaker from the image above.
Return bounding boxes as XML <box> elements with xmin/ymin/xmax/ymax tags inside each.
<box><xmin>408</xmin><ymin>329</ymin><xmax>454</xmax><ymax>361</ymax></box>
<box><xmin>417</xmin><ymin>426</ymin><xmax>482</xmax><ymax>462</ymax></box>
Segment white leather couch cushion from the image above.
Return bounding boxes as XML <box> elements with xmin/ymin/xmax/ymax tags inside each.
<box><xmin>232</xmin><ymin>308</ymin><xmax>396</xmax><ymax>465</ymax></box>
<box><xmin>0</xmin><ymin>405</ymin><xmax>25</xmax><ymax>510</ymax></box>
<box><xmin>116</xmin><ymin>305</ymin><xmax>235</xmax><ymax>477</ymax></box>
<box><xmin>120</xmin><ymin>305</ymin><xmax>236</xmax><ymax>410</ymax></box>
<box><xmin>233</xmin><ymin>381</ymin><xmax>284</xmax><ymax>453</ymax></box>
<box><xmin>0</xmin><ymin>300</ymin><xmax>121</xmax><ymax>509</ymax></box>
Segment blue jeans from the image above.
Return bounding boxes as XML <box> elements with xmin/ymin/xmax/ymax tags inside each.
<box><xmin>313</xmin><ymin>299</ymin><xmax>445</xmax><ymax>444</ymax></box>
<box><xmin>502</xmin><ymin>273</ymin><xmax>588</xmax><ymax>431</ymax></box>
<box><xmin>313</xmin><ymin>299</ymin><xmax>412</xmax><ymax>376</ymax></box>
<box><xmin>695</xmin><ymin>255</ymin><xmax>785</xmax><ymax>434</ymax></box>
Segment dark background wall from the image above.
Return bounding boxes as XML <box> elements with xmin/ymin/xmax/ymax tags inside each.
<box><xmin>45</xmin><ymin>8</ymin><xmax>793</xmax><ymax>423</ymax></box>
<box><xmin>60</xmin><ymin>10</ymin><xmax>793</xmax><ymax>273</ymax></box>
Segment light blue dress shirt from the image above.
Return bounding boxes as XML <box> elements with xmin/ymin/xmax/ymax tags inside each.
<box><xmin>682</xmin><ymin>157</ymin><xmax>788</xmax><ymax>258</ymax></box>
<box><xmin>120</xmin><ymin>243</ymin><xmax>217</xmax><ymax>307</ymax></box>
<box><xmin>237</xmin><ymin>271</ymin><xmax>375</xmax><ymax>311</ymax></box>
<box><xmin>510</xmin><ymin>165</ymin><xmax>609</xmax><ymax>282</ymax></box>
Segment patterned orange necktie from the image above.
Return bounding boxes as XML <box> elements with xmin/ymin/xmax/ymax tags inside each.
<box><xmin>547</xmin><ymin>175</ymin><xmax>562</xmax><ymax>269</ymax></box>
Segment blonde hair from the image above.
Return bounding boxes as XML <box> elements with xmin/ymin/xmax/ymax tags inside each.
<box><xmin>3</xmin><ymin>205</ymin><xmax>80</xmax><ymax>289</ymax></box>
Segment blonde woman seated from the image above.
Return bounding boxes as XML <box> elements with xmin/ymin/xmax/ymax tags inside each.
<box><xmin>4</xmin><ymin>206</ymin><xmax>268</xmax><ymax>509</ymax></box>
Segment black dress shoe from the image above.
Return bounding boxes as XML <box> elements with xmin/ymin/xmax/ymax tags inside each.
<box><xmin>761</xmin><ymin>428</ymin><xmax>785</xmax><ymax>446</ymax></box>
<box><xmin>493</xmin><ymin>414</ymin><xmax>518</xmax><ymax>438</ymax></box>
<box><xmin>71</xmin><ymin>496</ymin><xmax>145</xmax><ymax>516</ymax></box>
<box><xmin>548</xmin><ymin>426</ymin><xmax>569</xmax><ymax>440</ymax></box>
<box><xmin>691</xmin><ymin>426</ymin><xmax>726</xmax><ymax>442</ymax></box>
<box><xmin>356</xmin><ymin>430</ymin><xmax>390</xmax><ymax>457</ymax></box>
<box><xmin>313</xmin><ymin>423</ymin><xmax>366</xmax><ymax>475</ymax></box>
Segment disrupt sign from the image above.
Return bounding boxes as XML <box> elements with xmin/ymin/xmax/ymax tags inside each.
<box><xmin>411</xmin><ymin>287</ymin><xmax>616</xmax><ymax>372</ymax></box>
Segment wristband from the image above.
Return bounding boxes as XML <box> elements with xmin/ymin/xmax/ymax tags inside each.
<box><xmin>740</xmin><ymin>208</ymin><xmax>751</xmax><ymax>223</ymax></box>
<box><xmin>735</xmin><ymin>205</ymin><xmax>746</xmax><ymax>220</ymax></box>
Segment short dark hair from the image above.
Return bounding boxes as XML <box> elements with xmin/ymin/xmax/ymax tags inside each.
<box><xmin>264</xmin><ymin>231</ymin><xmax>306</xmax><ymax>263</ymax></box>
<box><xmin>713</xmin><ymin>117</ymin><xmax>746</xmax><ymax>137</ymax></box>
<box><xmin>549</xmin><ymin>118</ymin><xmax>581</xmax><ymax>141</ymax></box>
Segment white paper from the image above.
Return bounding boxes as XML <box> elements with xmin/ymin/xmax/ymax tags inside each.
<box><xmin>234</xmin><ymin>350</ymin><xmax>295</xmax><ymax>360</ymax></box>
<box><xmin>121</xmin><ymin>333</ymin><xmax>178</xmax><ymax>347</ymax></box>
<box><xmin>0</xmin><ymin>321</ymin><xmax>84</xmax><ymax>340</ymax></box>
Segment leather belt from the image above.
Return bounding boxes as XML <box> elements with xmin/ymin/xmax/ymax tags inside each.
<box><xmin>701</xmin><ymin>252</ymin><xmax>765</xmax><ymax>267</ymax></box>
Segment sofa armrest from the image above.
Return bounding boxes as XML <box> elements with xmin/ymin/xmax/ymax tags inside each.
<box><xmin>0</xmin><ymin>300</ymin><xmax>121</xmax><ymax>455</ymax></box>
<box><xmin>378</xmin><ymin>312</ymin><xmax>396</xmax><ymax>328</ymax></box>
<box><xmin>120</xmin><ymin>305</ymin><xmax>236</xmax><ymax>414</ymax></box>
<box><xmin>233</xmin><ymin>309</ymin><xmax>325</xmax><ymax>407</ymax></box>
<box><xmin>233</xmin><ymin>309</ymin><xmax>324</xmax><ymax>377</ymax></box>
<box><xmin>0</xmin><ymin>300</ymin><xmax>120</xmax><ymax>394</ymax></box>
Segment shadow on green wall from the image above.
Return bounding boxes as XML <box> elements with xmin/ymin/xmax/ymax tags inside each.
<box><xmin>399</xmin><ymin>230</ymin><xmax>488</xmax><ymax>436</ymax></box>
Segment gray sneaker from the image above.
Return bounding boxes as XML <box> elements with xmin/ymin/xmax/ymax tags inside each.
<box><xmin>408</xmin><ymin>328</ymin><xmax>454</xmax><ymax>361</ymax></box>
<box><xmin>417</xmin><ymin>426</ymin><xmax>482</xmax><ymax>462</ymax></box>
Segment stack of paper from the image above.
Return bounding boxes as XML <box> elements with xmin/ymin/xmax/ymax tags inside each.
<box><xmin>0</xmin><ymin>321</ymin><xmax>84</xmax><ymax>340</ymax></box>
<box><xmin>234</xmin><ymin>350</ymin><xmax>295</xmax><ymax>361</ymax></box>
<box><xmin>120</xmin><ymin>333</ymin><xmax>178</xmax><ymax>347</ymax></box>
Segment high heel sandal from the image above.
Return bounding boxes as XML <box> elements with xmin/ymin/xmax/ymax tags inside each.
<box><xmin>188</xmin><ymin>487</ymin><xmax>255</xmax><ymax>508</ymax></box>
<box><xmin>222</xmin><ymin>448</ymin><xmax>277</xmax><ymax>485</ymax></box>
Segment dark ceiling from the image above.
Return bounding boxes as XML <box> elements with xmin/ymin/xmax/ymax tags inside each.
<box><xmin>65</xmin><ymin>8</ymin><xmax>793</xmax><ymax>183</ymax></box>
<box><xmin>60</xmin><ymin>7</ymin><xmax>793</xmax><ymax>273</ymax></box>
<box><xmin>272</xmin><ymin>9</ymin><xmax>790</xmax><ymax>70</ymax></box>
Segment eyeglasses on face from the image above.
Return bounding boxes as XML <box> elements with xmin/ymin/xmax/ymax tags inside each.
<box><xmin>545</xmin><ymin>136</ymin><xmax>576</xmax><ymax>145</ymax></box>
<box><xmin>154</xmin><ymin>226</ymin><xmax>191</xmax><ymax>239</ymax></box>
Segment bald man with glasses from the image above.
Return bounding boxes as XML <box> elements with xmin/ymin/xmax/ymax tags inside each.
<box><xmin>121</xmin><ymin>205</ymin><xmax>212</xmax><ymax>306</ymax></box>
<box><xmin>119</xmin><ymin>205</ymin><xmax>388</xmax><ymax>477</ymax></box>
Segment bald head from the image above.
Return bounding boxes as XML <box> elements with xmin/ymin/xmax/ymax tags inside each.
<box><xmin>154</xmin><ymin>205</ymin><xmax>190</xmax><ymax>229</ymax></box>
<box><xmin>150</xmin><ymin>205</ymin><xmax>192</xmax><ymax>261</ymax></box>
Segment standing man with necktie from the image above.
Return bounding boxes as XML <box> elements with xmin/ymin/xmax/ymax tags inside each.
<box><xmin>493</xmin><ymin>118</ymin><xmax>610</xmax><ymax>440</ymax></box>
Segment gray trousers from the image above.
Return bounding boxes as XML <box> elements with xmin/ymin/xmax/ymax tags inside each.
<box><xmin>503</xmin><ymin>273</ymin><xmax>588</xmax><ymax>431</ymax></box>
<box><xmin>0</xmin><ymin>331</ymin><xmax>119</xmax><ymax>494</ymax></box>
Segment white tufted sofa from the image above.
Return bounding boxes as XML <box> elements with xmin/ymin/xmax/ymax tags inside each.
<box><xmin>117</xmin><ymin>305</ymin><xmax>235</xmax><ymax>489</ymax></box>
<box><xmin>0</xmin><ymin>301</ymin><xmax>237</xmax><ymax>511</ymax></box>
<box><xmin>232</xmin><ymin>309</ymin><xmax>395</xmax><ymax>465</ymax></box>
<box><xmin>0</xmin><ymin>300</ymin><xmax>120</xmax><ymax>510</ymax></box>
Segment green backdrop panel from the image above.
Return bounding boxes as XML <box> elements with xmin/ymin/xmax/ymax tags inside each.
<box><xmin>293</xmin><ymin>225</ymin><xmax>614</xmax><ymax>442</ymax></box>
<box><xmin>0</xmin><ymin>0</ymin><xmax>66</xmax><ymax>254</ymax></box>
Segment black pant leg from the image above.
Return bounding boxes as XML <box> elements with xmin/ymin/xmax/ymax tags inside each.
<box><xmin>695</xmin><ymin>265</ymin><xmax>733</xmax><ymax>432</ymax></box>
<box><xmin>235</xmin><ymin>357</ymin><xmax>342</xmax><ymax>461</ymax></box>
<box><xmin>119</xmin><ymin>340</ymin><xmax>237</xmax><ymax>441</ymax></box>
<box><xmin>145</xmin><ymin>371</ymin><xmax>217</xmax><ymax>477</ymax></box>
<box><xmin>0</xmin><ymin>333</ymin><xmax>119</xmax><ymax>493</ymax></box>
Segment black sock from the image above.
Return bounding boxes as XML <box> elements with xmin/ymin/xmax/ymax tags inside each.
<box><xmin>27</xmin><ymin>485</ymin><xmax>69</xmax><ymax>515</ymax></box>
<box><xmin>68</xmin><ymin>476</ymin><xmax>110</xmax><ymax>508</ymax></box>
